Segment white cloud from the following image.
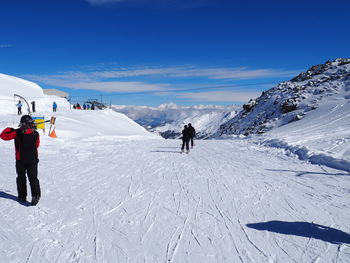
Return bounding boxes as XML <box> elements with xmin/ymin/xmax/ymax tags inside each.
<box><xmin>177</xmin><ymin>90</ymin><xmax>261</xmax><ymax>102</ymax></box>
<box><xmin>63</xmin><ymin>81</ymin><xmax>165</xmax><ymax>93</ymax></box>
<box><xmin>23</xmin><ymin>63</ymin><xmax>296</xmax><ymax>98</ymax></box>
<box><xmin>92</xmin><ymin>66</ymin><xmax>298</xmax><ymax>80</ymax></box>
<box><xmin>0</xmin><ymin>44</ymin><xmax>12</xmax><ymax>48</ymax></box>
<box><xmin>24</xmin><ymin>73</ymin><xmax>166</xmax><ymax>93</ymax></box>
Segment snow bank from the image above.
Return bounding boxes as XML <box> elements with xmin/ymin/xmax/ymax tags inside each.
<box><xmin>0</xmin><ymin>73</ymin><xmax>70</xmax><ymax>115</ymax></box>
<box><xmin>260</xmin><ymin>138</ymin><xmax>350</xmax><ymax>173</ymax></box>
<box><xmin>0</xmin><ymin>73</ymin><xmax>43</xmax><ymax>98</ymax></box>
<box><xmin>254</xmin><ymin>96</ymin><xmax>350</xmax><ymax>172</ymax></box>
<box><xmin>0</xmin><ymin>73</ymin><xmax>158</xmax><ymax>140</ymax></box>
<box><xmin>53</xmin><ymin>109</ymin><xmax>158</xmax><ymax>140</ymax></box>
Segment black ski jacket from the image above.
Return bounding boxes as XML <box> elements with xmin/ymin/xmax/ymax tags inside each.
<box><xmin>0</xmin><ymin>128</ymin><xmax>40</xmax><ymax>162</ymax></box>
<box><xmin>188</xmin><ymin>126</ymin><xmax>196</xmax><ymax>137</ymax></box>
<box><xmin>182</xmin><ymin>128</ymin><xmax>191</xmax><ymax>140</ymax></box>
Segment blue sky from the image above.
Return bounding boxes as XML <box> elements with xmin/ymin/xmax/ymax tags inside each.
<box><xmin>0</xmin><ymin>0</ymin><xmax>349</xmax><ymax>106</ymax></box>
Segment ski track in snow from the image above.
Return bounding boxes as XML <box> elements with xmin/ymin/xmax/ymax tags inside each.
<box><xmin>0</xmin><ymin>138</ymin><xmax>350</xmax><ymax>262</ymax></box>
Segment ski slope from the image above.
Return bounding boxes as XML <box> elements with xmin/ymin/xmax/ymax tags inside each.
<box><xmin>0</xmin><ymin>137</ymin><xmax>349</xmax><ymax>262</ymax></box>
<box><xmin>0</xmin><ymin>73</ymin><xmax>350</xmax><ymax>262</ymax></box>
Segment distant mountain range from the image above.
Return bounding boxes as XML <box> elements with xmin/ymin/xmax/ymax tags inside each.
<box><xmin>112</xmin><ymin>58</ymin><xmax>350</xmax><ymax>139</ymax></box>
<box><xmin>112</xmin><ymin>103</ymin><xmax>239</xmax><ymax>139</ymax></box>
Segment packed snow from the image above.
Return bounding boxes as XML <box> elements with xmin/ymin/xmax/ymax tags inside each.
<box><xmin>0</xmin><ymin>73</ymin><xmax>350</xmax><ymax>262</ymax></box>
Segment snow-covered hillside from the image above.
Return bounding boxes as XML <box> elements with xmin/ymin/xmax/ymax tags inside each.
<box><xmin>113</xmin><ymin>103</ymin><xmax>239</xmax><ymax>139</ymax></box>
<box><xmin>0</xmin><ymin>73</ymin><xmax>156</xmax><ymax>140</ymax></box>
<box><xmin>0</xmin><ymin>72</ymin><xmax>350</xmax><ymax>262</ymax></box>
<box><xmin>217</xmin><ymin>58</ymin><xmax>350</xmax><ymax>136</ymax></box>
<box><xmin>0</xmin><ymin>73</ymin><xmax>70</xmax><ymax>116</ymax></box>
<box><xmin>1</xmin><ymin>136</ymin><xmax>350</xmax><ymax>262</ymax></box>
<box><xmin>215</xmin><ymin>58</ymin><xmax>350</xmax><ymax>172</ymax></box>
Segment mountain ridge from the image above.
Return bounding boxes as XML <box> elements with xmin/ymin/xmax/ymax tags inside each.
<box><xmin>216</xmin><ymin>58</ymin><xmax>350</xmax><ymax>137</ymax></box>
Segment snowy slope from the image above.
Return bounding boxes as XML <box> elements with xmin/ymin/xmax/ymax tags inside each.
<box><xmin>113</xmin><ymin>103</ymin><xmax>239</xmax><ymax>139</ymax></box>
<box><xmin>217</xmin><ymin>58</ymin><xmax>350</xmax><ymax>136</ymax></box>
<box><xmin>0</xmin><ymin>73</ymin><xmax>350</xmax><ymax>263</ymax></box>
<box><xmin>0</xmin><ymin>73</ymin><xmax>156</xmax><ymax>140</ymax></box>
<box><xmin>53</xmin><ymin>109</ymin><xmax>157</xmax><ymax>140</ymax></box>
<box><xmin>0</xmin><ymin>139</ymin><xmax>349</xmax><ymax>262</ymax></box>
<box><xmin>257</xmin><ymin>95</ymin><xmax>350</xmax><ymax>172</ymax></box>
<box><xmin>0</xmin><ymin>73</ymin><xmax>70</xmax><ymax>116</ymax></box>
<box><xmin>0</xmin><ymin>73</ymin><xmax>44</xmax><ymax>98</ymax></box>
<box><xmin>215</xmin><ymin>58</ymin><xmax>350</xmax><ymax>172</ymax></box>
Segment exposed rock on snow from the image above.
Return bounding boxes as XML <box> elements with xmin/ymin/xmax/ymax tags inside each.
<box><xmin>217</xmin><ymin>58</ymin><xmax>350</xmax><ymax>136</ymax></box>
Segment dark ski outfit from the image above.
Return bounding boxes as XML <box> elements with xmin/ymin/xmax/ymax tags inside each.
<box><xmin>0</xmin><ymin>116</ymin><xmax>41</xmax><ymax>205</ymax></box>
<box><xmin>181</xmin><ymin>125</ymin><xmax>191</xmax><ymax>152</ymax></box>
<box><xmin>188</xmin><ymin>124</ymin><xmax>196</xmax><ymax>148</ymax></box>
<box><xmin>31</xmin><ymin>101</ymin><xmax>36</xmax><ymax>112</ymax></box>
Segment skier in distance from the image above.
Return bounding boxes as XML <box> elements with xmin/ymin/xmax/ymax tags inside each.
<box><xmin>181</xmin><ymin>125</ymin><xmax>191</xmax><ymax>153</ymax></box>
<box><xmin>16</xmin><ymin>100</ymin><xmax>22</xmax><ymax>115</ymax></box>
<box><xmin>188</xmin><ymin>123</ymin><xmax>196</xmax><ymax>148</ymax></box>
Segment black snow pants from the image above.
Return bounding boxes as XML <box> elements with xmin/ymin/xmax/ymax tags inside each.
<box><xmin>16</xmin><ymin>160</ymin><xmax>41</xmax><ymax>199</ymax></box>
<box><xmin>181</xmin><ymin>139</ymin><xmax>190</xmax><ymax>151</ymax></box>
<box><xmin>190</xmin><ymin>136</ymin><xmax>194</xmax><ymax>147</ymax></box>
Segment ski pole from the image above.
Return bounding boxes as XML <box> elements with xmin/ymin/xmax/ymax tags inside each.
<box><xmin>34</xmin><ymin>120</ymin><xmax>51</xmax><ymax>125</ymax></box>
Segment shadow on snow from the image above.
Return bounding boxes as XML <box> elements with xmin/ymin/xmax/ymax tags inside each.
<box><xmin>156</xmin><ymin>147</ymin><xmax>181</xmax><ymax>149</ymax></box>
<box><xmin>247</xmin><ymin>221</ymin><xmax>350</xmax><ymax>244</ymax></box>
<box><xmin>266</xmin><ymin>169</ymin><xmax>350</xmax><ymax>177</ymax></box>
<box><xmin>0</xmin><ymin>191</ymin><xmax>31</xmax><ymax>207</ymax></box>
<box><xmin>151</xmin><ymin>150</ymin><xmax>181</xmax><ymax>154</ymax></box>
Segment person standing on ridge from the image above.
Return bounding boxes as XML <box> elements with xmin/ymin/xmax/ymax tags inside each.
<box><xmin>188</xmin><ymin>123</ymin><xmax>196</xmax><ymax>148</ymax></box>
<box><xmin>53</xmin><ymin>101</ymin><xmax>57</xmax><ymax>112</ymax></box>
<box><xmin>16</xmin><ymin>100</ymin><xmax>22</xmax><ymax>115</ymax></box>
<box><xmin>0</xmin><ymin>115</ymin><xmax>41</xmax><ymax>205</ymax></box>
<box><xmin>181</xmin><ymin>125</ymin><xmax>191</xmax><ymax>153</ymax></box>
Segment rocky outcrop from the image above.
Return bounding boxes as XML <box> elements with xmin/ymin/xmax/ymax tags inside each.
<box><xmin>215</xmin><ymin>58</ymin><xmax>350</xmax><ymax>137</ymax></box>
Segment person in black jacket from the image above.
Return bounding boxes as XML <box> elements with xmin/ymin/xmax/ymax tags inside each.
<box><xmin>188</xmin><ymin>123</ymin><xmax>196</xmax><ymax>148</ymax></box>
<box><xmin>0</xmin><ymin>115</ymin><xmax>41</xmax><ymax>205</ymax></box>
<box><xmin>181</xmin><ymin>125</ymin><xmax>190</xmax><ymax>153</ymax></box>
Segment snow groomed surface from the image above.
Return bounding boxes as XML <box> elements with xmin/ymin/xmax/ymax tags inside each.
<box><xmin>0</xmin><ymin>138</ymin><xmax>349</xmax><ymax>262</ymax></box>
<box><xmin>0</xmin><ymin>68</ymin><xmax>349</xmax><ymax>262</ymax></box>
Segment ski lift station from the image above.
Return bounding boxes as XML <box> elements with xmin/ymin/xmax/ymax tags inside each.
<box><xmin>43</xmin><ymin>89</ymin><xmax>69</xmax><ymax>99</ymax></box>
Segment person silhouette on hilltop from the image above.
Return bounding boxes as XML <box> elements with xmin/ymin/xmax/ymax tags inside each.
<box><xmin>181</xmin><ymin>125</ymin><xmax>191</xmax><ymax>154</ymax></box>
<box><xmin>188</xmin><ymin>123</ymin><xmax>196</xmax><ymax>148</ymax></box>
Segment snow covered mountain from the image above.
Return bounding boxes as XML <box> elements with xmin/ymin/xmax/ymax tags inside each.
<box><xmin>1</xmin><ymin>71</ymin><xmax>350</xmax><ymax>262</ymax></box>
<box><xmin>113</xmin><ymin>103</ymin><xmax>239</xmax><ymax>139</ymax></box>
<box><xmin>214</xmin><ymin>58</ymin><xmax>350</xmax><ymax>172</ymax></box>
<box><xmin>217</xmin><ymin>58</ymin><xmax>350</xmax><ymax>136</ymax></box>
